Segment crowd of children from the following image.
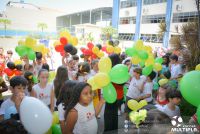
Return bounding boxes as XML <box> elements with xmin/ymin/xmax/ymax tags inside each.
<box><xmin>0</xmin><ymin>46</ymin><xmax>199</xmax><ymax>134</ymax></box>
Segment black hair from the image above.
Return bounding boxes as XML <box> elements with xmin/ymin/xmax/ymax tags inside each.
<box><xmin>78</xmin><ymin>62</ymin><xmax>90</xmax><ymax>74</ymax></box>
<box><xmin>133</xmin><ymin>67</ymin><xmax>142</xmax><ymax>75</ymax></box>
<box><xmin>54</xmin><ymin>66</ymin><xmax>69</xmax><ymax>99</ymax></box>
<box><xmin>24</xmin><ymin>71</ymin><xmax>34</xmax><ymax>93</ymax></box>
<box><xmin>7</xmin><ymin>62</ymin><xmax>15</xmax><ymax>70</ymax></box>
<box><xmin>109</xmin><ymin>53</ymin><xmax>121</xmax><ymax>67</ymax></box>
<box><xmin>169</xmin><ymin>54</ymin><xmax>178</xmax><ymax>61</ymax></box>
<box><xmin>0</xmin><ymin>119</ymin><xmax>28</xmax><ymax>134</ymax></box>
<box><xmin>10</xmin><ymin>76</ymin><xmax>27</xmax><ymax>88</ymax></box>
<box><xmin>42</xmin><ymin>63</ymin><xmax>49</xmax><ymax>72</ymax></box>
<box><xmin>56</xmin><ymin>80</ymin><xmax>78</xmax><ymax>107</ymax></box>
<box><xmin>91</xmin><ymin>59</ymin><xmax>99</xmax><ymax>68</ymax></box>
<box><xmin>162</xmin><ymin>55</ymin><xmax>170</xmax><ymax>67</ymax></box>
<box><xmin>166</xmin><ymin>90</ymin><xmax>182</xmax><ymax>101</ymax></box>
<box><xmin>65</xmin><ymin>82</ymin><xmax>90</xmax><ymax>119</ymax></box>
<box><xmin>148</xmin><ymin>71</ymin><xmax>156</xmax><ymax>80</ymax></box>
<box><xmin>72</xmin><ymin>55</ymin><xmax>79</xmax><ymax>61</ymax></box>
<box><xmin>124</xmin><ymin>59</ymin><xmax>131</xmax><ymax>65</ymax></box>
<box><xmin>15</xmin><ymin>64</ymin><xmax>23</xmax><ymax>71</ymax></box>
<box><xmin>163</xmin><ymin>70</ymin><xmax>171</xmax><ymax>79</ymax></box>
<box><xmin>7</xmin><ymin>50</ymin><xmax>13</xmax><ymax>54</ymax></box>
<box><xmin>37</xmin><ymin>69</ymin><xmax>48</xmax><ymax>78</ymax></box>
<box><xmin>36</xmin><ymin>52</ymin><xmax>42</xmax><ymax>60</ymax></box>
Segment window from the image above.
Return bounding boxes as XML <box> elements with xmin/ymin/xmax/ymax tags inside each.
<box><xmin>120</xmin><ymin>17</ymin><xmax>136</xmax><ymax>24</ymax></box>
<box><xmin>142</xmin><ymin>14</ymin><xmax>165</xmax><ymax>23</ymax></box>
<box><xmin>120</xmin><ymin>0</ymin><xmax>137</xmax><ymax>8</ymax></box>
<box><xmin>143</xmin><ymin>0</ymin><xmax>166</xmax><ymax>5</ymax></box>
<box><xmin>118</xmin><ymin>33</ymin><xmax>135</xmax><ymax>41</ymax></box>
<box><xmin>140</xmin><ymin>34</ymin><xmax>163</xmax><ymax>43</ymax></box>
<box><xmin>172</xmin><ymin>12</ymin><xmax>198</xmax><ymax>23</ymax></box>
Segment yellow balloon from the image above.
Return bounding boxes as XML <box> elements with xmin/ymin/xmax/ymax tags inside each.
<box><xmin>53</xmin><ymin>40</ymin><xmax>60</xmax><ymax>47</ymax></box>
<box><xmin>138</xmin><ymin>100</ymin><xmax>148</xmax><ymax>109</ymax></box>
<box><xmin>48</xmin><ymin>71</ymin><xmax>56</xmax><ymax>83</ymax></box>
<box><xmin>14</xmin><ymin>59</ymin><xmax>23</xmax><ymax>65</ymax></box>
<box><xmin>93</xmin><ymin>73</ymin><xmax>110</xmax><ymax>88</ymax></box>
<box><xmin>52</xmin><ymin>111</ymin><xmax>59</xmax><ymax>125</ymax></box>
<box><xmin>135</xmin><ymin>40</ymin><xmax>144</xmax><ymax>50</ymax></box>
<box><xmin>92</xmin><ymin>46</ymin><xmax>99</xmax><ymax>54</ymax></box>
<box><xmin>72</xmin><ymin>36</ymin><xmax>78</xmax><ymax>46</ymax></box>
<box><xmin>154</xmin><ymin>63</ymin><xmax>162</xmax><ymax>71</ymax></box>
<box><xmin>131</xmin><ymin>56</ymin><xmax>141</xmax><ymax>65</ymax></box>
<box><xmin>98</xmin><ymin>57</ymin><xmax>112</xmax><ymax>73</ymax></box>
<box><xmin>128</xmin><ymin>99</ymin><xmax>139</xmax><ymax>111</ymax></box>
<box><xmin>106</xmin><ymin>45</ymin><xmax>114</xmax><ymax>53</ymax></box>
<box><xmin>18</xmin><ymin>40</ymin><xmax>25</xmax><ymax>46</ymax></box>
<box><xmin>60</xmin><ymin>31</ymin><xmax>71</xmax><ymax>39</ymax></box>
<box><xmin>33</xmin><ymin>44</ymin><xmax>45</xmax><ymax>52</ymax></box>
<box><xmin>195</xmin><ymin>64</ymin><xmax>200</xmax><ymax>71</ymax></box>
<box><xmin>87</xmin><ymin>77</ymin><xmax>99</xmax><ymax>90</ymax></box>
<box><xmin>158</xmin><ymin>79</ymin><xmax>169</xmax><ymax>86</ymax></box>
<box><xmin>145</xmin><ymin>57</ymin><xmax>155</xmax><ymax>66</ymax></box>
<box><xmin>25</xmin><ymin>37</ymin><xmax>36</xmax><ymax>49</ymax></box>
<box><xmin>114</xmin><ymin>46</ymin><xmax>121</xmax><ymax>54</ymax></box>
<box><xmin>97</xmin><ymin>51</ymin><xmax>104</xmax><ymax>58</ymax></box>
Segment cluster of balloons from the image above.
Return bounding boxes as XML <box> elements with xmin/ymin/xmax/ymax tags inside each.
<box><xmin>103</xmin><ymin>40</ymin><xmax>121</xmax><ymax>54</ymax></box>
<box><xmin>125</xmin><ymin>40</ymin><xmax>163</xmax><ymax>76</ymax></box>
<box><xmin>20</xmin><ymin>97</ymin><xmax>53</xmax><ymax>134</ymax></box>
<box><xmin>180</xmin><ymin>70</ymin><xmax>200</xmax><ymax>124</ymax></box>
<box><xmin>127</xmin><ymin>99</ymin><xmax>148</xmax><ymax>112</ymax></box>
<box><xmin>87</xmin><ymin>57</ymin><xmax>130</xmax><ymax>103</ymax></box>
<box><xmin>80</xmin><ymin>42</ymin><xmax>104</xmax><ymax>59</ymax></box>
<box><xmin>54</xmin><ymin>31</ymin><xmax>78</xmax><ymax>56</ymax></box>
<box><xmin>4</xmin><ymin>61</ymin><xmax>23</xmax><ymax>77</ymax></box>
<box><xmin>129</xmin><ymin>109</ymin><xmax>147</xmax><ymax>128</ymax></box>
<box><xmin>16</xmin><ymin>37</ymin><xmax>49</xmax><ymax>60</ymax></box>
<box><xmin>46</xmin><ymin>111</ymin><xmax>62</xmax><ymax>134</ymax></box>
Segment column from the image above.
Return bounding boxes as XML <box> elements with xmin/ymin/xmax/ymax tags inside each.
<box><xmin>112</xmin><ymin>0</ymin><xmax>120</xmax><ymax>29</ymax></box>
<box><xmin>134</xmin><ymin>0</ymin><xmax>142</xmax><ymax>41</ymax></box>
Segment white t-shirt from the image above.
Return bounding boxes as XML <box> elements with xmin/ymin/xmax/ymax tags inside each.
<box><xmin>58</xmin><ymin>103</ymin><xmax>65</xmax><ymax>121</ymax></box>
<box><xmin>127</xmin><ymin>76</ymin><xmax>146</xmax><ymax>99</ymax></box>
<box><xmin>73</xmin><ymin>102</ymin><xmax>98</xmax><ymax>134</ymax></box>
<box><xmin>141</xmin><ymin>82</ymin><xmax>153</xmax><ymax>102</ymax></box>
<box><xmin>170</xmin><ymin>64</ymin><xmax>182</xmax><ymax>79</ymax></box>
<box><xmin>0</xmin><ymin>98</ymin><xmax>15</xmax><ymax>115</ymax></box>
<box><xmin>34</xmin><ymin>64</ymin><xmax>42</xmax><ymax>76</ymax></box>
<box><xmin>33</xmin><ymin>83</ymin><xmax>53</xmax><ymax>106</ymax></box>
<box><xmin>78</xmin><ymin>74</ymin><xmax>91</xmax><ymax>82</ymax></box>
<box><xmin>159</xmin><ymin>104</ymin><xmax>180</xmax><ymax>118</ymax></box>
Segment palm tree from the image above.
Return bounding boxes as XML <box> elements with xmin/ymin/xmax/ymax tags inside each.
<box><xmin>0</xmin><ymin>18</ymin><xmax>11</xmax><ymax>37</ymax></box>
<box><xmin>101</xmin><ymin>26</ymin><xmax>117</xmax><ymax>40</ymax></box>
<box><xmin>37</xmin><ymin>23</ymin><xmax>48</xmax><ymax>33</ymax></box>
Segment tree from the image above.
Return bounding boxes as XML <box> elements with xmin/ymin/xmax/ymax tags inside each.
<box><xmin>101</xmin><ymin>26</ymin><xmax>117</xmax><ymax>40</ymax></box>
<box><xmin>0</xmin><ymin>18</ymin><xmax>11</xmax><ymax>37</ymax></box>
<box><xmin>37</xmin><ymin>23</ymin><xmax>48</xmax><ymax>32</ymax></box>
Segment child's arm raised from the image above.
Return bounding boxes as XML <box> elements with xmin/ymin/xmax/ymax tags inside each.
<box><xmin>95</xmin><ymin>98</ymin><xmax>105</xmax><ymax>117</ymax></box>
<box><xmin>50</xmin><ymin>89</ymin><xmax>55</xmax><ymax>112</ymax></box>
<box><xmin>65</xmin><ymin>109</ymin><xmax>78</xmax><ymax>134</ymax></box>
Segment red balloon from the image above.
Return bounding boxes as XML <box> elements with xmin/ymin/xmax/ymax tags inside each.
<box><xmin>91</xmin><ymin>54</ymin><xmax>97</xmax><ymax>59</ymax></box>
<box><xmin>102</xmin><ymin>46</ymin><xmax>107</xmax><ymax>52</ymax></box>
<box><xmin>60</xmin><ymin>51</ymin><xmax>65</xmax><ymax>56</ymax></box>
<box><xmin>60</xmin><ymin>37</ymin><xmax>68</xmax><ymax>45</ymax></box>
<box><xmin>84</xmin><ymin>49</ymin><xmax>93</xmax><ymax>56</ymax></box>
<box><xmin>87</xmin><ymin>42</ymin><xmax>94</xmax><ymax>49</ymax></box>
<box><xmin>80</xmin><ymin>47</ymin><xmax>86</xmax><ymax>53</ymax></box>
<box><xmin>14</xmin><ymin>70</ymin><xmax>22</xmax><ymax>76</ymax></box>
<box><xmin>0</xmin><ymin>63</ymin><xmax>5</xmax><ymax>72</ymax></box>
<box><xmin>4</xmin><ymin>68</ymin><xmax>14</xmax><ymax>76</ymax></box>
<box><xmin>55</xmin><ymin>45</ymin><xmax>64</xmax><ymax>52</ymax></box>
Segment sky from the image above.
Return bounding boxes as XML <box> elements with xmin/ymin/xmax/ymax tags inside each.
<box><xmin>0</xmin><ymin>0</ymin><xmax>113</xmax><ymax>13</ymax></box>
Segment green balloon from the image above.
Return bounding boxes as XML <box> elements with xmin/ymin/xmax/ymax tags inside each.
<box><xmin>139</xmin><ymin>60</ymin><xmax>145</xmax><ymax>67</ymax></box>
<box><xmin>138</xmin><ymin>50</ymin><xmax>148</xmax><ymax>60</ymax></box>
<box><xmin>33</xmin><ymin>76</ymin><xmax>38</xmax><ymax>84</ymax></box>
<box><xmin>123</xmin><ymin>85</ymin><xmax>128</xmax><ymax>101</ymax></box>
<box><xmin>109</xmin><ymin>64</ymin><xmax>130</xmax><ymax>84</ymax></box>
<box><xmin>180</xmin><ymin>71</ymin><xmax>200</xmax><ymax>107</ymax></box>
<box><xmin>197</xmin><ymin>106</ymin><xmax>200</xmax><ymax>124</ymax></box>
<box><xmin>16</xmin><ymin>45</ymin><xmax>28</xmax><ymax>57</ymax></box>
<box><xmin>103</xmin><ymin>83</ymin><xmax>117</xmax><ymax>103</ymax></box>
<box><xmin>125</xmin><ymin>47</ymin><xmax>138</xmax><ymax>57</ymax></box>
<box><xmin>155</xmin><ymin>57</ymin><xmax>163</xmax><ymax>64</ymax></box>
<box><xmin>153</xmin><ymin>82</ymin><xmax>159</xmax><ymax>90</ymax></box>
<box><xmin>52</xmin><ymin>124</ymin><xmax>62</xmax><ymax>134</ymax></box>
<box><xmin>27</xmin><ymin>49</ymin><xmax>36</xmax><ymax>60</ymax></box>
<box><xmin>142</xmin><ymin>65</ymin><xmax>153</xmax><ymax>76</ymax></box>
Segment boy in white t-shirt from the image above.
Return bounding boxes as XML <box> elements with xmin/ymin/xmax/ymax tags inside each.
<box><xmin>169</xmin><ymin>55</ymin><xmax>182</xmax><ymax>80</ymax></box>
<box><xmin>139</xmin><ymin>71</ymin><xmax>156</xmax><ymax>103</ymax></box>
<box><xmin>0</xmin><ymin>76</ymin><xmax>27</xmax><ymax>121</ymax></box>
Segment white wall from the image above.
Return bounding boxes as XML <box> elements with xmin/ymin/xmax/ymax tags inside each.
<box><xmin>173</xmin><ymin>0</ymin><xmax>197</xmax><ymax>13</ymax></box>
<box><xmin>118</xmin><ymin>24</ymin><xmax>136</xmax><ymax>33</ymax></box>
<box><xmin>142</xmin><ymin>3</ymin><xmax>167</xmax><ymax>16</ymax></box>
<box><xmin>119</xmin><ymin>7</ymin><xmax>137</xmax><ymax>17</ymax></box>
<box><xmin>140</xmin><ymin>24</ymin><xmax>161</xmax><ymax>34</ymax></box>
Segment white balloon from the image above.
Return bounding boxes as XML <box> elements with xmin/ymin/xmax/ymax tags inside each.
<box><xmin>20</xmin><ymin>97</ymin><xmax>52</xmax><ymax>134</ymax></box>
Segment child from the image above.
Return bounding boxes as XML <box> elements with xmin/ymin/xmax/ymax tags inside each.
<box><xmin>65</xmin><ymin>82</ymin><xmax>105</xmax><ymax>134</ymax></box>
<box><xmin>0</xmin><ymin>76</ymin><xmax>27</xmax><ymax>121</ymax></box>
<box><xmin>169</xmin><ymin>54</ymin><xmax>183</xmax><ymax>80</ymax></box>
<box><xmin>56</xmin><ymin>80</ymin><xmax>78</xmax><ymax>134</ymax></box>
<box><xmin>139</xmin><ymin>71</ymin><xmax>156</xmax><ymax>103</ymax></box>
<box><xmin>42</xmin><ymin>63</ymin><xmax>50</xmax><ymax>72</ymax></box>
<box><xmin>31</xmin><ymin>69</ymin><xmax>54</xmax><ymax>112</ymax></box>
<box><xmin>66</xmin><ymin>57</ymin><xmax>77</xmax><ymax>80</ymax></box>
<box><xmin>161</xmin><ymin>90</ymin><xmax>182</xmax><ymax>118</ymax></box>
<box><xmin>33</xmin><ymin>52</ymin><xmax>43</xmax><ymax>76</ymax></box>
<box><xmin>24</xmin><ymin>71</ymin><xmax>34</xmax><ymax>96</ymax></box>
<box><xmin>54</xmin><ymin>66</ymin><xmax>69</xmax><ymax>99</ymax></box>
<box><xmin>0</xmin><ymin>77</ymin><xmax>8</xmax><ymax>106</ymax></box>
<box><xmin>77</xmin><ymin>62</ymin><xmax>91</xmax><ymax>82</ymax></box>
